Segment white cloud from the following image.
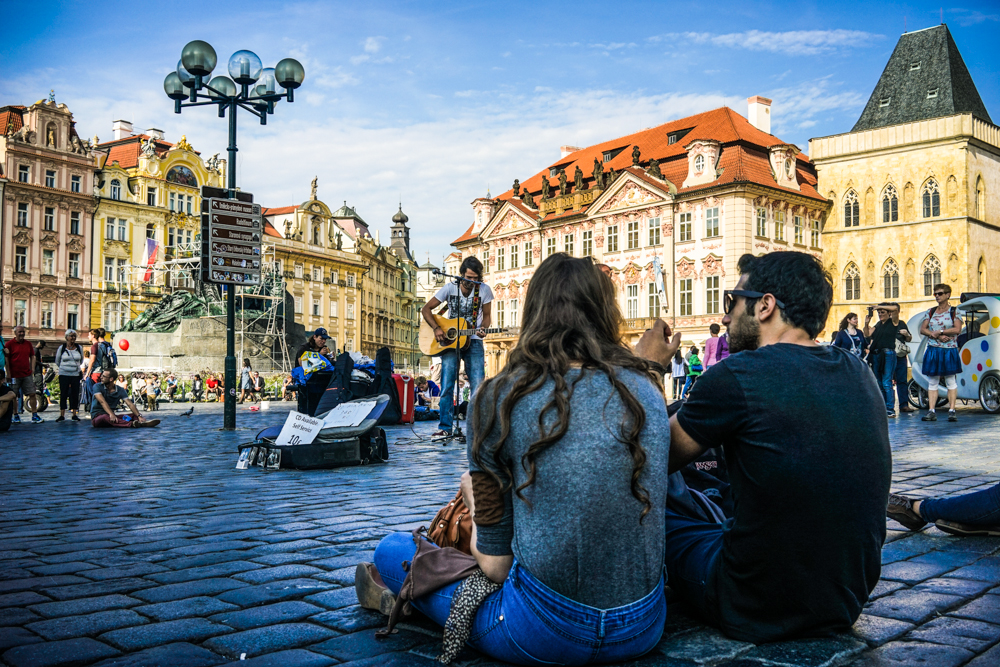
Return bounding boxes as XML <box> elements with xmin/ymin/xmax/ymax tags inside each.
<box><xmin>454</xmin><ymin>90</ymin><xmax>476</xmax><ymax>98</ymax></box>
<box><xmin>949</xmin><ymin>9</ymin><xmax>1000</xmax><ymax>26</ymax></box>
<box><xmin>650</xmin><ymin>29</ymin><xmax>881</xmax><ymax>56</ymax></box>
<box><xmin>364</xmin><ymin>36</ymin><xmax>386</xmax><ymax>53</ymax></box>
<box><xmin>765</xmin><ymin>75</ymin><xmax>867</xmax><ymax>140</ymax></box>
<box><xmin>349</xmin><ymin>54</ymin><xmax>370</xmax><ymax>65</ymax></box>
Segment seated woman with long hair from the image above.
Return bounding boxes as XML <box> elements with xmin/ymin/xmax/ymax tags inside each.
<box><xmin>366</xmin><ymin>254</ymin><xmax>671</xmax><ymax>665</ymax></box>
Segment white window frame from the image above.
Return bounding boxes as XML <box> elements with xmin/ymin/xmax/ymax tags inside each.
<box><xmin>582</xmin><ymin>230</ymin><xmax>593</xmax><ymax>257</ymax></box>
<box><xmin>626</xmin><ymin>284</ymin><xmax>639</xmax><ymax>319</ymax></box>
<box><xmin>524</xmin><ymin>241</ymin><xmax>533</xmax><ymax>266</ymax></box>
<box><xmin>705</xmin><ymin>207</ymin><xmax>719</xmax><ymax>238</ymax></box>
<box><xmin>679</xmin><ymin>278</ymin><xmax>693</xmax><ymax>316</ymax></box>
<box><xmin>756</xmin><ymin>208</ymin><xmax>768</xmax><ymax>238</ymax></box>
<box><xmin>626</xmin><ymin>221</ymin><xmax>640</xmax><ymax>250</ymax></box>
<box><xmin>606</xmin><ymin>225</ymin><xmax>619</xmax><ymax>252</ymax></box>
<box><xmin>648</xmin><ymin>217</ymin><xmax>661</xmax><ymax>246</ymax></box>
<box><xmin>706</xmin><ymin>276</ymin><xmax>720</xmax><ymax>315</ymax></box>
<box><xmin>679</xmin><ymin>213</ymin><xmax>692</xmax><ymax>242</ymax></box>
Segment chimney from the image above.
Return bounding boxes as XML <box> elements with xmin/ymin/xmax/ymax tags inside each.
<box><xmin>112</xmin><ymin>119</ymin><xmax>133</xmax><ymax>140</ymax></box>
<box><xmin>560</xmin><ymin>145</ymin><xmax>582</xmax><ymax>158</ymax></box>
<box><xmin>747</xmin><ymin>96</ymin><xmax>772</xmax><ymax>134</ymax></box>
<box><xmin>146</xmin><ymin>128</ymin><xmax>164</xmax><ymax>140</ymax></box>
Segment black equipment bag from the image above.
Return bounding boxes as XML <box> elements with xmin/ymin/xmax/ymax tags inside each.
<box><xmin>370</xmin><ymin>347</ymin><xmax>402</xmax><ymax>425</ymax></box>
<box><xmin>313</xmin><ymin>352</ymin><xmax>355</xmax><ymax>417</ymax></box>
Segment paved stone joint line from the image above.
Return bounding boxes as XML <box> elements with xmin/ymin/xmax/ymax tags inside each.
<box><xmin>1</xmin><ymin>401</ymin><xmax>1000</xmax><ymax>666</ymax></box>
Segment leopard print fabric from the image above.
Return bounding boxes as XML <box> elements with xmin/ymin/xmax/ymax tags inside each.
<box><xmin>439</xmin><ymin>570</ymin><xmax>501</xmax><ymax>664</ymax></box>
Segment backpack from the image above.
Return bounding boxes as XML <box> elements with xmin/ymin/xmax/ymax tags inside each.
<box><xmin>370</xmin><ymin>347</ymin><xmax>402</xmax><ymax>426</ymax></box>
<box><xmin>313</xmin><ymin>351</ymin><xmax>356</xmax><ymax>416</ymax></box>
<box><xmin>96</xmin><ymin>341</ymin><xmax>117</xmax><ymax>372</ymax></box>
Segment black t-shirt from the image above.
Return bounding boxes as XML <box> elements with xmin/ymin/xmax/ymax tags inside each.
<box><xmin>0</xmin><ymin>385</ymin><xmax>13</xmax><ymax>431</ymax></box>
<box><xmin>869</xmin><ymin>320</ymin><xmax>898</xmax><ymax>351</ymax></box>
<box><xmin>676</xmin><ymin>344</ymin><xmax>891</xmax><ymax>642</ymax></box>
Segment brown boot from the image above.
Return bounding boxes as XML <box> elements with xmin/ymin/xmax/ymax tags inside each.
<box><xmin>355</xmin><ymin>562</ymin><xmax>395</xmax><ymax>615</ymax></box>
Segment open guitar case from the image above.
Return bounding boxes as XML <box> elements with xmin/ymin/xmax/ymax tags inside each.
<box><xmin>239</xmin><ymin>370</ymin><xmax>391</xmax><ymax>470</ymax></box>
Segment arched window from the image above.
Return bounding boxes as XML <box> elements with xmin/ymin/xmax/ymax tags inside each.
<box><xmin>882</xmin><ymin>185</ymin><xmax>898</xmax><ymax>223</ymax></box>
<box><xmin>844</xmin><ymin>191</ymin><xmax>859</xmax><ymax>227</ymax></box>
<box><xmin>110</xmin><ymin>179</ymin><xmax>121</xmax><ymax>200</ymax></box>
<box><xmin>922</xmin><ymin>255</ymin><xmax>941</xmax><ymax>296</ymax></box>
<box><xmin>979</xmin><ymin>257</ymin><xmax>987</xmax><ymax>292</ymax></box>
<box><xmin>976</xmin><ymin>177</ymin><xmax>985</xmax><ymax>219</ymax></box>
<box><xmin>844</xmin><ymin>263</ymin><xmax>861</xmax><ymax>301</ymax></box>
<box><xmin>922</xmin><ymin>179</ymin><xmax>940</xmax><ymax>217</ymax></box>
<box><xmin>694</xmin><ymin>154</ymin><xmax>705</xmax><ymax>173</ymax></box>
<box><xmin>883</xmin><ymin>259</ymin><xmax>900</xmax><ymax>298</ymax></box>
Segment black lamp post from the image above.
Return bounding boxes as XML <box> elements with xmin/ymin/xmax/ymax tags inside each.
<box><xmin>164</xmin><ymin>40</ymin><xmax>305</xmax><ymax>430</ymax></box>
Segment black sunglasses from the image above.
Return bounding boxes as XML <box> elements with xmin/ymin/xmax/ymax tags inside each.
<box><xmin>723</xmin><ymin>289</ymin><xmax>787</xmax><ymax>315</ymax></box>
<box><xmin>933</xmin><ymin>291</ymin><xmax>947</xmax><ymax>296</ymax></box>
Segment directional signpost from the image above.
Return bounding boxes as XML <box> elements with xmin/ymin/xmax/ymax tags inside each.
<box><xmin>202</xmin><ymin>198</ymin><xmax>262</xmax><ymax>286</ymax></box>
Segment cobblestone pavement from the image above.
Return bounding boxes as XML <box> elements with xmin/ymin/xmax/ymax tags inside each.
<box><xmin>2</xmin><ymin>400</ymin><xmax>1000</xmax><ymax>666</ymax></box>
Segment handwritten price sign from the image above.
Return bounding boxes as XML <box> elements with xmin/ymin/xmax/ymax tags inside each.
<box><xmin>274</xmin><ymin>411</ymin><xmax>324</xmax><ymax>447</ymax></box>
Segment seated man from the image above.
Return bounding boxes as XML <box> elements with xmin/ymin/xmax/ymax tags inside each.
<box><xmin>250</xmin><ymin>371</ymin><xmax>265</xmax><ymax>400</ymax></box>
<box><xmin>191</xmin><ymin>374</ymin><xmax>205</xmax><ymax>402</ymax></box>
<box><xmin>206</xmin><ymin>375</ymin><xmax>221</xmax><ymax>400</ymax></box>
<box><xmin>636</xmin><ymin>251</ymin><xmax>891</xmax><ymax>643</ymax></box>
<box><xmin>165</xmin><ymin>374</ymin><xmax>179</xmax><ymax>402</ymax></box>
<box><xmin>415</xmin><ymin>375</ymin><xmax>440</xmax><ymax>406</ymax></box>
<box><xmin>91</xmin><ymin>369</ymin><xmax>160</xmax><ymax>428</ymax></box>
<box><xmin>0</xmin><ymin>370</ymin><xmax>16</xmax><ymax>432</ymax></box>
<box><xmin>281</xmin><ymin>375</ymin><xmax>295</xmax><ymax>401</ymax></box>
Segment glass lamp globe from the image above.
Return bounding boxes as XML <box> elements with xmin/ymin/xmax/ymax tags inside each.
<box><xmin>163</xmin><ymin>72</ymin><xmax>187</xmax><ymax>100</ymax></box>
<box><xmin>180</xmin><ymin>40</ymin><xmax>217</xmax><ymax>77</ymax></box>
<box><xmin>228</xmin><ymin>50</ymin><xmax>262</xmax><ymax>85</ymax></box>
<box><xmin>208</xmin><ymin>76</ymin><xmax>237</xmax><ymax>98</ymax></box>
<box><xmin>177</xmin><ymin>60</ymin><xmax>196</xmax><ymax>88</ymax></box>
<box><xmin>259</xmin><ymin>68</ymin><xmax>277</xmax><ymax>96</ymax></box>
<box><xmin>275</xmin><ymin>58</ymin><xmax>305</xmax><ymax>89</ymax></box>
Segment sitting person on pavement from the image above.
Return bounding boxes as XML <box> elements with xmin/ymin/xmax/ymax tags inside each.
<box><xmin>191</xmin><ymin>374</ymin><xmax>205</xmax><ymax>402</ymax></box>
<box><xmin>91</xmin><ymin>369</ymin><xmax>160</xmax><ymax>428</ymax></box>
<box><xmin>361</xmin><ymin>253</ymin><xmax>676</xmax><ymax>664</ymax></box>
<box><xmin>888</xmin><ymin>484</ymin><xmax>1000</xmax><ymax>537</ymax></box>
<box><xmin>635</xmin><ymin>251</ymin><xmax>891</xmax><ymax>643</ymax></box>
<box><xmin>415</xmin><ymin>375</ymin><xmax>440</xmax><ymax>406</ymax></box>
<box><xmin>0</xmin><ymin>370</ymin><xmax>16</xmax><ymax>432</ymax></box>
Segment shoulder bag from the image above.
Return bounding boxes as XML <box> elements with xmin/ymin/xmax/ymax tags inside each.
<box><xmin>427</xmin><ymin>490</ymin><xmax>472</xmax><ymax>555</ymax></box>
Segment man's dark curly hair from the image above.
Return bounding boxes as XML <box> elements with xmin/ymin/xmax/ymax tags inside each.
<box><xmin>736</xmin><ymin>252</ymin><xmax>833</xmax><ymax>338</ymax></box>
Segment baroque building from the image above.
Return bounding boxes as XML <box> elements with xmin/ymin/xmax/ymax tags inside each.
<box><xmin>811</xmin><ymin>25</ymin><xmax>998</xmax><ymax>332</ymax></box>
<box><xmin>263</xmin><ymin>183</ymin><xmax>420</xmax><ymax>369</ymax></box>
<box><xmin>453</xmin><ymin>101</ymin><xmax>830</xmax><ymax>374</ymax></box>
<box><xmin>1</xmin><ymin>98</ymin><xmax>97</xmax><ymax>345</ymax></box>
<box><xmin>92</xmin><ymin>121</ymin><xmax>226</xmax><ymax>330</ymax></box>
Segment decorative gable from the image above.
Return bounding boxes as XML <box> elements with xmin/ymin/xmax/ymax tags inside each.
<box><xmin>483</xmin><ymin>207</ymin><xmax>535</xmax><ymax>240</ymax></box>
<box><xmin>596</xmin><ymin>179</ymin><xmax>665</xmax><ymax>213</ymax></box>
<box><xmin>769</xmin><ymin>144</ymin><xmax>800</xmax><ymax>191</ymax></box>
<box><xmin>682</xmin><ymin>139</ymin><xmax>721</xmax><ymax>189</ymax></box>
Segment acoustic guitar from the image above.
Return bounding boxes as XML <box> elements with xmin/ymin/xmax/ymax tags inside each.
<box><xmin>419</xmin><ymin>313</ymin><xmax>509</xmax><ymax>356</ymax></box>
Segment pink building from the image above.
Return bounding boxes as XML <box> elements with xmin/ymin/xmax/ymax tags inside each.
<box><xmin>1</xmin><ymin>99</ymin><xmax>97</xmax><ymax>345</ymax></box>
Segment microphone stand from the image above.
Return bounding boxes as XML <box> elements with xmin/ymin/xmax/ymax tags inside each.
<box><xmin>432</xmin><ymin>269</ymin><xmax>486</xmax><ymax>445</ymax></box>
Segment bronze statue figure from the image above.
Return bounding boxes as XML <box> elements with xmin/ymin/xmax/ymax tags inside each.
<box><xmin>558</xmin><ymin>168</ymin><xmax>567</xmax><ymax>196</ymax></box>
<box><xmin>607</xmin><ymin>167</ymin><xmax>617</xmax><ymax>185</ymax></box>
<box><xmin>574</xmin><ymin>166</ymin><xmax>584</xmax><ymax>192</ymax></box>
<box><xmin>541</xmin><ymin>176</ymin><xmax>551</xmax><ymax>200</ymax></box>
<box><xmin>592</xmin><ymin>158</ymin><xmax>604</xmax><ymax>189</ymax></box>
<box><xmin>522</xmin><ymin>189</ymin><xmax>534</xmax><ymax>208</ymax></box>
<box><xmin>631</xmin><ymin>145</ymin><xmax>641</xmax><ymax>166</ymax></box>
<box><xmin>647</xmin><ymin>158</ymin><xmax>663</xmax><ymax>180</ymax></box>
<box><xmin>512</xmin><ymin>179</ymin><xmax>521</xmax><ymax>198</ymax></box>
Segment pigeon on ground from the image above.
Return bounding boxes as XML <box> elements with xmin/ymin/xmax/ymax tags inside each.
<box><xmin>180</xmin><ymin>406</ymin><xmax>194</xmax><ymax>416</ymax></box>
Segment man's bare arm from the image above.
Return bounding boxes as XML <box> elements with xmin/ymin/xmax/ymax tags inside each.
<box><xmin>668</xmin><ymin>414</ymin><xmax>710</xmax><ymax>474</ymax></box>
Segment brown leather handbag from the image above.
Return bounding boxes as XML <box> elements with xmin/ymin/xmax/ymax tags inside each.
<box><xmin>427</xmin><ymin>490</ymin><xmax>473</xmax><ymax>554</ymax></box>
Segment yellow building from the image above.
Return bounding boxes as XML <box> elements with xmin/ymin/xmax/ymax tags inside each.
<box><xmin>262</xmin><ymin>191</ymin><xmax>365</xmax><ymax>357</ymax></box>
<box><xmin>811</xmin><ymin>25</ymin><xmax>999</xmax><ymax>331</ymax></box>
<box><xmin>91</xmin><ymin>121</ymin><xmax>225</xmax><ymax>329</ymax></box>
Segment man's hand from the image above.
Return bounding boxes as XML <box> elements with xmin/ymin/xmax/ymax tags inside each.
<box><xmin>434</xmin><ymin>327</ymin><xmax>448</xmax><ymax>344</ymax></box>
<box><xmin>635</xmin><ymin>319</ymin><xmax>682</xmax><ymax>366</ymax></box>
<box><xmin>475</xmin><ymin>327</ymin><xmax>487</xmax><ymax>338</ymax></box>
<box><xmin>107</xmin><ymin>412</ymin><xmax>118</xmax><ymax>424</ymax></box>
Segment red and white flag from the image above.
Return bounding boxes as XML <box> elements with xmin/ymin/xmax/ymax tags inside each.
<box><xmin>141</xmin><ymin>238</ymin><xmax>158</xmax><ymax>282</ymax></box>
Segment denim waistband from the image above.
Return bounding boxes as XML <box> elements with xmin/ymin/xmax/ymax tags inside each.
<box><xmin>510</xmin><ymin>561</ymin><xmax>665</xmax><ymax>633</ymax></box>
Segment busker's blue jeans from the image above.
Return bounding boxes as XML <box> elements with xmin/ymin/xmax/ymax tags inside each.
<box><xmin>661</xmin><ymin>509</ymin><xmax>724</xmax><ymax>626</ymax></box>
<box><xmin>875</xmin><ymin>350</ymin><xmax>896</xmax><ymax>413</ymax></box>
<box><xmin>920</xmin><ymin>482</ymin><xmax>1000</xmax><ymax>526</ymax></box>
<box><xmin>438</xmin><ymin>339</ymin><xmax>484</xmax><ymax>432</ymax></box>
<box><xmin>374</xmin><ymin>532</ymin><xmax>666</xmax><ymax>666</ymax></box>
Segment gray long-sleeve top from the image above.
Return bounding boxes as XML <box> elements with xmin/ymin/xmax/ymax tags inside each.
<box><xmin>468</xmin><ymin>367</ymin><xmax>670</xmax><ymax>609</ymax></box>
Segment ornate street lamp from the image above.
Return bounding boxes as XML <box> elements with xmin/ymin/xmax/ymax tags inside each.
<box><xmin>165</xmin><ymin>40</ymin><xmax>305</xmax><ymax>430</ymax></box>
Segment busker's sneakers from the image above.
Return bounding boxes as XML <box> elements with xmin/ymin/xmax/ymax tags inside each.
<box><xmin>948</xmin><ymin>410</ymin><xmax>958</xmax><ymax>422</ymax></box>
<box><xmin>935</xmin><ymin>520</ymin><xmax>1000</xmax><ymax>537</ymax></box>
<box><xmin>355</xmin><ymin>562</ymin><xmax>395</xmax><ymax>615</ymax></box>
<box><xmin>886</xmin><ymin>493</ymin><xmax>927</xmax><ymax>531</ymax></box>
<box><xmin>922</xmin><ymin>411</ymin><xmax>937</xmax><ymax>422</ymax></box>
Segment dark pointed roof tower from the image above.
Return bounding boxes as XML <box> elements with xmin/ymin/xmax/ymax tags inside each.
<box><xmin>389</xmin><ymin>204</ymin><xmax>413</xmax><ymax>261</ymax></box>
<box><xmin>853</xmin><ymin>24</ymin><xmax>992</xmax><ymax>132</ymax></box>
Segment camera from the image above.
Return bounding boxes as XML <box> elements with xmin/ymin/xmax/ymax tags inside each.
<box><xmin>867</xmin><ymin>306</ymin><xmax>874</xmax><ymax>316</ymax></box>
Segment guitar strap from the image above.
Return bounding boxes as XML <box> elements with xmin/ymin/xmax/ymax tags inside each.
<box><xmin>469</xmin><ymin>283</ymin><xmax>482</xmax><ymax>334</ymax></box>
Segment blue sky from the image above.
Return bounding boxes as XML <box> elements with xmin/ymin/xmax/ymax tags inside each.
<box><xmin>2</xmin><ymin>1</ymin><xmax>998</xmax><ymax>264</ymax></box>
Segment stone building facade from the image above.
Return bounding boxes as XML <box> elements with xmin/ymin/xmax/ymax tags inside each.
<box><xmin>92</xmin><ymin>122</ymin><xmax>225</xmax><ymax>330</ymax></box>
<box><xmin>453</xmin><ymin>103</ymin><xmax>830</xmax><ymax>375</ymax></box>
<box><xmin>1</xmin><ymin>99</ymin><xmax>97</xmax><ymax>346</ymax></box>
<box><xmin>811</xmin><ymin>25</ymin><xmax>999</xmax><ymax>331</ymax></box>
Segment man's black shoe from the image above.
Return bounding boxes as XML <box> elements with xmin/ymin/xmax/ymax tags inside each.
<box><xmin>948</xmin><ymin>411</ymin><xmax>958</xmax><ymax>422</ymax></box>
<box><xmin>887</xmin><ymin>493</ymin><xmax>927</xmax><ymax>531</ymax></box>
<box><xmin>935</xmin><ymin>520</ymin><xmax>1000</xmax><ymax>537</ymax></box>
<box><xmin>922</xmin><ymin>411</ymin><xmax>937</xmax><ymax>421</ymax></box>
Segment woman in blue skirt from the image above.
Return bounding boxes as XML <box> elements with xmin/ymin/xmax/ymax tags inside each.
<box><xmin>919</xmin><ymin>283</ymin><xmax>963</xmax><ymax>422</ymax></box>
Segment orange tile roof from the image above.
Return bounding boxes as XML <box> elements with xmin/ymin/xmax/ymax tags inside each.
<box><xmin>453</xmin><ymin>106</ymin><xmax>825</xmax><ymax>245</ymax></box>
<box><xmin>0</xmin><ymin>106</ymin><xmax>26</xmax><ymax>136</ymax></box>
<box><xmin>98</xmin><ymin>135</ymin><xmax>176</xmax><ymax>170</ymax></box>
<box><xmin>263</xmin><ymin>220</ymin><xmax>282</xmax><ymax>238</ymax></box>
<box><xmin>262</xmin><ymin>205</ymin><xmax>297</xmax><ymax>216</ymax></box>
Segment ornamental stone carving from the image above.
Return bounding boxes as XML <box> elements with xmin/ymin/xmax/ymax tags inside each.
<box><xmin>703</xmin><ymin>254</ymin><xmax>724</xmax><ymax>276</ymax></box>
<box><xmin>599</xmin><ymin>181</ymin><xmax>662</xmax><ymax>213</ymax></box>
<box><xmin>595</xmin><ymin>234</ymin><xmax>604</xmax><ymax>248</ymax></box>
<box><xmin>14</xmin><ymin>231</ymin><xmax>32</xmax><ymax>245</ymax></box>
<box><xmin>676</xmin><ymin>258</ymin><xmax>695</xmax><ymax>278</ymax></box>
<box><xmin>40</xmin><ymin>275</ymin><xmax>57</xmax><ymax>284</ymax></box>
<box><xmin>623</xmin><ymin>264</ymin><xmax>640</xmax><ymax>284</ymax></box>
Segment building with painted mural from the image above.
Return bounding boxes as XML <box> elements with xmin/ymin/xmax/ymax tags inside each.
<box><xmin>811</xmin><ymin>25</ymin><xmax>999</xmax><ymax>332</ymax></box>
<box><xmin>263</xmin><ymin>183</ymin><xmax>420</xmax><ymax>369</ymax></box>
<box><xmin>91</xmin><ymin>121</ymin><xmax>225</xmax><ymax>330</ymax></box>
<box><xmin>452</xmin><ymin>100</ymin><xmax>830</xmax><ymax>374</ymax></box>
<box><xmin>1</xmin><ymin>98</ymin><xmax>98</xmax><ymax>346</ymax></box>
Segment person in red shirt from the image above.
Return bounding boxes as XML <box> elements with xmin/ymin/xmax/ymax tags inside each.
<box><xmin>4</xmin><ymin>325</ymin><xmax>42</xmax><ymax>424</ymax></box>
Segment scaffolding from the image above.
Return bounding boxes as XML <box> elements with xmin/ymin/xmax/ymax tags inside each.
<box><xmin>109</xmin><ymin>241</ymin><xmax>291</xmax><ymax>373</ymax></box>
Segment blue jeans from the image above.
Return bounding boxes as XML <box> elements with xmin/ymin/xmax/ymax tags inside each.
<box><xmin>894</xmin><ymin>354</ymin><xmax>908</xmax><ymax>409</ymax></box>
<box><xmin>374</xmin><ymin>532</ymin><xmax>666</xmax><ymax>666</ymax></box>
<box><xmin>438</xmin><ymin>339</ymin><xmax>484</xmax><ymax>432</ymax></box>
<box><xmin>661</xmin><ymin>509</ymin><xmax>724</xmax><ymax>625</ymax></box>
<box><xmin>920</xmin><ymin>482</ymin><xmax>1000</xmax><ymax>526</ymax></box>
<box><xmin>874</xmin><ymin>350</ymin><xmax>896</xmax><ymax>413</ymax></box>
<box><xmin>681</xmin><ymin>376</ymin><xmax>697</xmax><ymax>400</ymax></box>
